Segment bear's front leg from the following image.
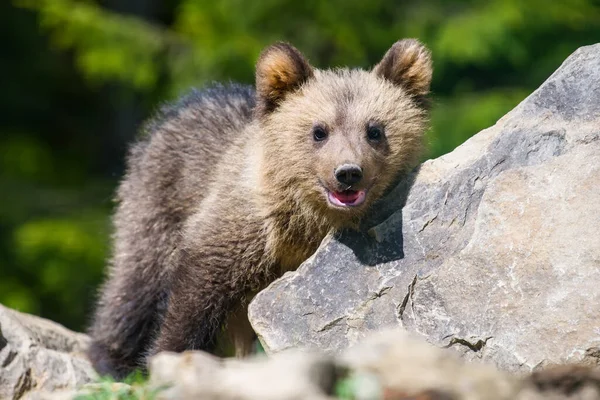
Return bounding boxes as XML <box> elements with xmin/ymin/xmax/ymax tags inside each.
<box><xmin>150</xmin><ymin>209</ymin><xmax>270</xmax><ymax>355</ymax></box>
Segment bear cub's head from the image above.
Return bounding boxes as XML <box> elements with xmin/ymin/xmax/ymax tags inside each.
<box><xmin>255</xmin><ymin>39</ymin><xmax>432</xmax><ymax>226</ymax></box>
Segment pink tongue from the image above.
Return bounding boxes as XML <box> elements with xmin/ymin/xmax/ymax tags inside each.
<box><xmin>333</xmin><ymin>190</ymin><xmax>360</xmax><ymax>203</ymax></box>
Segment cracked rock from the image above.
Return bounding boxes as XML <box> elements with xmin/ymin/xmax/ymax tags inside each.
<box><xmin>249</xmin><ymin>44</ymin><xmax>600</xmax><ymax>373</ymax></box>
<box><xmin>0</xmin><ymin>304</ymin><xmax>96</xmax><ymax>399</ymax></box>
<box><xmin>340</xmin><ymin>330</ymin><xmax>522</xmax><ymax>400</ymax></box>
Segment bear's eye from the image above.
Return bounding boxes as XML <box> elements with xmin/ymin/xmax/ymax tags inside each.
<box><xmin>367</xmin><ymin>123</ymin><xmax>384</xmax><ymax>142</ymax></box>
<box><xmin>313</xmin><ymin>125</ymin><xmax>329</xmax><ymax>142</ymax></box>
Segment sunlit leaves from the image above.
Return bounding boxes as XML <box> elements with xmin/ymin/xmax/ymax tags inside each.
<box><xmin>18</xmin><ymin>0</ymin><xmax>177</xmax><ymax>89</ymax></box>
<box><xmin>9</xmin><ymin>213</ymin><xmax>108</xmax><ymax>325</ymax></box>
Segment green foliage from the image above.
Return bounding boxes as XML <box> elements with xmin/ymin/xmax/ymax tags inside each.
<box><xmin>74</xmin><ymin>371</ymin><xmax>167</xmax><ymax>400</ymax></box>
<box><xmin>2</xmin><ymin>0</ymin><xmax>600</xmax><ymax>331</ymax></box>
<box><xmin>8</xmin><ymin>212</ymin><xmax>107</xmax><ymax>322</ymax></box>
<box><xmin>17</xmin><ymin>0</ymin><xmax>600</xmax><ymax>156</ymax></box>
<box><xmin>334</xmin><ymin>372</ymin><xmax>382</xmax><ymax>400</ymax></box>
<box><xmin>17</xmin><ymin>0</ymin><xmax>176</xmax><ymax>89</ymax></box>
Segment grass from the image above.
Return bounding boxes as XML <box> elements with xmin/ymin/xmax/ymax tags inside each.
<box><xmin>74</xmin><ymin>371</ymin><xmax>168</xmax><ymax>400</ymax></box>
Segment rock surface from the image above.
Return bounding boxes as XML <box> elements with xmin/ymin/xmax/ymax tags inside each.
<box><xmin>249</xmin><ymin>44</ymin><xmax>600</xmax><ymax>373</ymax></box>
<box><xmin>149</xmin><ymin>350</ymin><xmax>336</xmax><ymax>400</ymax></box>
<box><xmin>0</xmin><ymin>304</ymin><xmax>96</xmax><ymax>399</ymax></box>
<box><xmin>148</xmin><ymin>329</ymin><xmax>527</xmax><ymax>400</ymax></box>
<box><xmin>17</xmin><ymin>327</ymin><xmax>600</xmax><ymax>400</ymax></box>
<box><xmin>148</xmin><ymin>329</ymin><xmax>600</xmax><ymax>400</ymax></box>
<box><xmin>339</xmin><ymin>330</ymin><xmax>521</xmax><ymax>400</ymax></box>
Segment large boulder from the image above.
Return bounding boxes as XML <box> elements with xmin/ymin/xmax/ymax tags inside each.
<box><xmin>249</xmin><ymin>44</ymin><xmax>600</xmax><ymax>373</ymax></box>
<box><xmin>0</xmin><ymin>304</ymin><xmax>96</xmax><ymax>399</ymax></box>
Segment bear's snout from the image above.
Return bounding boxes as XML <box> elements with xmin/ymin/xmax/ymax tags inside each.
<box><xmin>334</xmin><ymin>164</ymin><xmax>363</xmax><ymax>186</ymax></box>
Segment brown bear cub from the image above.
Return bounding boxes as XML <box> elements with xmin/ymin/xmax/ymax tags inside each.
<box><xmin>88</xmin><ymin>39</ymin><xmax>433</xmax><ymax>378</ymax></box>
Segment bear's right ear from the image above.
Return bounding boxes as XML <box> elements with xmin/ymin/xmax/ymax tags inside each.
<box><xmin>255</xmin><ymin>42</ymin><xmax>313</xmax><ymax>117</ymax></box>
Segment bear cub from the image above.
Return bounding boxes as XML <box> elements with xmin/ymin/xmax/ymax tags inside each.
<box><xmin>88</xmin><ymin>39</ymin><xmax>433</xmax><ymax>378</ymax></box>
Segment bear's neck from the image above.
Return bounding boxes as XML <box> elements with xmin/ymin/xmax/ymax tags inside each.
<box><xmin>260</xmin><ymin>186</ymin><xmax>333</xmax><ymax>272</ymax></box>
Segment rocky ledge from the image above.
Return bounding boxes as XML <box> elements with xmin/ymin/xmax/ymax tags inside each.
<box><xmin>0</xmin><ymin>304</ymin><xmax>96</xmax><ymax>399</ymax></box>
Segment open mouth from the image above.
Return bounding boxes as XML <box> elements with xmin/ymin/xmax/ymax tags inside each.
<box><xmin>327</xmin><ymin>189</ymin><xmax>366</xmax><ymax>207</ymax></box>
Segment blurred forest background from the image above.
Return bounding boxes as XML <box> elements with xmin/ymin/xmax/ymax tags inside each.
<box><xmin>2</xmin><ymin>0</ymin><xmax>600</xmax><ymax>332</ymax></box>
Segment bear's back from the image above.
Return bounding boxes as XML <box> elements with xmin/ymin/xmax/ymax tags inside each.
<box><xmin>118</xmin><ymin>83</ymin><xmax>256</xmax><ymax>223</ymax></box>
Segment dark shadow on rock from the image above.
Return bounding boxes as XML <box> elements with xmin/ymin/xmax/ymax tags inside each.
<box><xmin>337</xmin><ymin>166</ymin><xmax>420</xmax><ymax>266</ymax></box>
<box><xmin>0</xmin><ymin>328</ymin><xmax>7</xmax><ymax>351</ymax></box>
<box><xmin>340</xmin><ymin>127</ymin><xmax>570</xmax><ymax>267</ymax></box>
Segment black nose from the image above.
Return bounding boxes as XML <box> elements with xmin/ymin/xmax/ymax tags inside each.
<box><xmin>334</xmin><ymin>164</ymin><xmax>363</xmax><ymax>186</ymax></box>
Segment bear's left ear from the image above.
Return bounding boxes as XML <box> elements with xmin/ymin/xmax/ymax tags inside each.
<box><xmin>255</xmin><ymin>42</ymin><xmax>313</xmax><ymax>117</ymax></box>
<box><xmin>373</xmin><ymin>39</ymin><xmax>433</xmax><ymax>100</ymax></box>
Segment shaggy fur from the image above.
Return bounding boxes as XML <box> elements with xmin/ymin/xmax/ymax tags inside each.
<box><xmin>88</xmin><ymin>39</ymin><xmax>433</xmax><ymax>378</ymax></box>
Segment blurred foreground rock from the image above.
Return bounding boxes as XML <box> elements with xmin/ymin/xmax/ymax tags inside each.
<box><xmin>149</xmin><ymin>329</ymin><xmax>600</xmax><ymax>400</ymax></box>
<box><xmin>249</xmin><ymin>44</ymin><xmax>600</xmax><ymax>373</ymax></box>
<box><xmin>149</xmin><ymin>350</ymin><xmax>336</xmax><ymax>400</ymax></box>
<box><xmin>2</xmin><ymin>311</ymin><xmax>599</xmax><ymax>399</ymax></box>
<box><xmin>0</xmin><ymin>304</ymin><xmax>96</xmax><ymax>399</ymax></box>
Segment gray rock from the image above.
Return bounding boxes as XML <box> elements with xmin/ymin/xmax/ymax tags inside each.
<box><xmin>149</xmin><ymin>350</ymin><xmax>336</xmax><ymax>400</ymax></box>
<box><xmin>519</xmin><ymin>364</ymin><xmax>600</xmax><ymax>400</ymax></box>
<box><xmin>145</xmin><ymin>328</ymin><xmax>599</xmax><ymax>400</ymax></box>
<box><xmin>0</xmin><ymin>304</ymin><xmax>96</xmax><ymax>399</ymax></box>
<box><xmin>339</xmin><ymin>329</ymin><xmax>521</xmax><ymax>400</ymax></box>
<box><xmin>249</xmin><ymin>43</ymin><xmax>600</xmax><ymax>373</ymax></box>
<box><xmin>145</xmin><ymin>329</ymin><xmax>522</xmax><ymax>400</ymax></box>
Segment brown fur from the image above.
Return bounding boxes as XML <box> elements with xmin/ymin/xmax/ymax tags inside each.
<box><xmin>88</xmin><ymin>39</ymin><xmax>433</xmax><ymax>378</ymax></box>
<box><xmin>256</xmin><ymin>43</ymin><xmax>314</xmax><ymax>116</ymax></box>
<box><xmin>373</xmin><ymin>38</ymin><xmax>433</xmax><ymax>103</ymax></box>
